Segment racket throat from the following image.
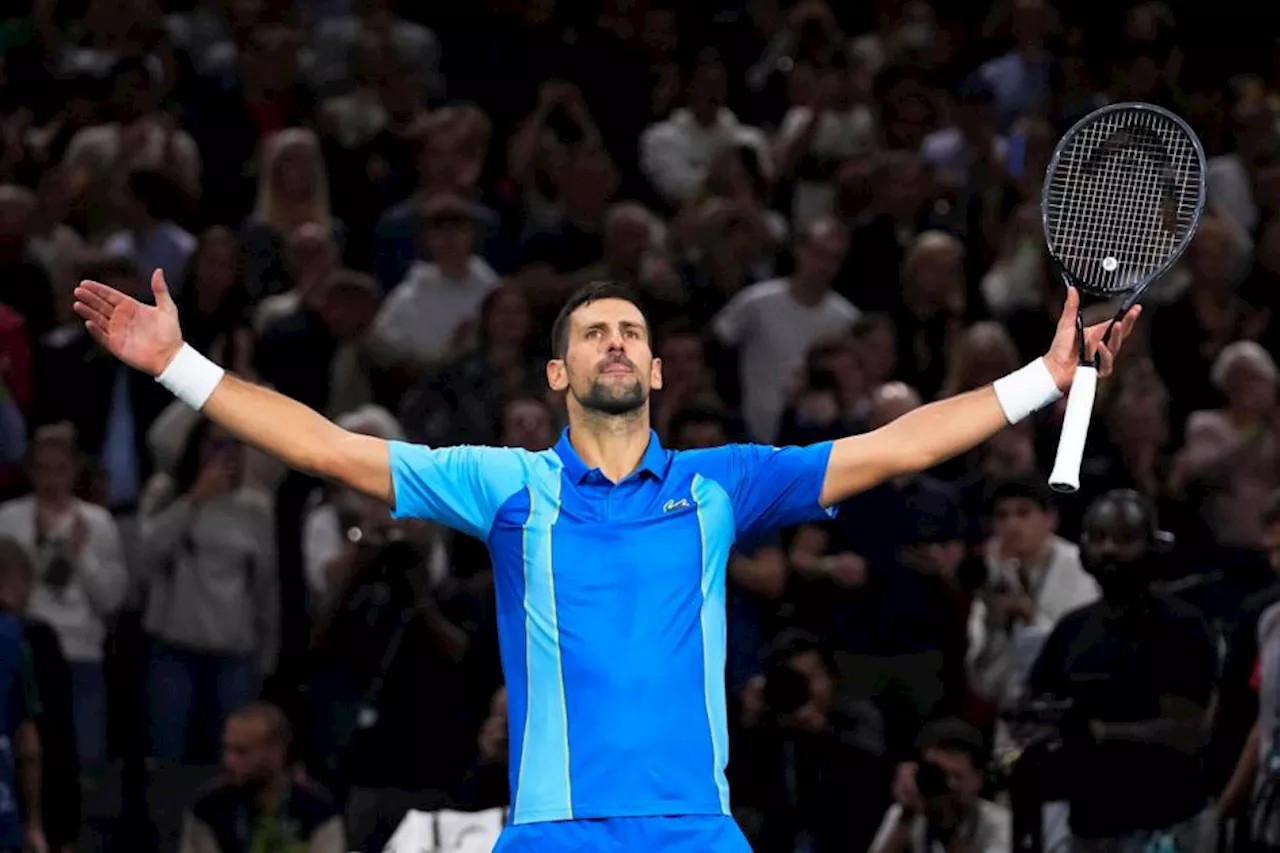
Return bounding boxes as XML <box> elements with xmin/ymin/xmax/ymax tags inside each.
<box><xmin>1074</xmin><ymin>312</ymin><xmax>1099</xmax><ymax>369</ymax></box>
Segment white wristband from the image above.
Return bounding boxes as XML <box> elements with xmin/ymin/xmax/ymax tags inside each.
<box><xmin>156</xmin><ymin>343</ymin><xmax>225</xmax><ymax>410</ymax></box>
<box><xmin>992</xmin><ymin>358</ymin><xmax>1062</xmax><ymax>425</ymax></box>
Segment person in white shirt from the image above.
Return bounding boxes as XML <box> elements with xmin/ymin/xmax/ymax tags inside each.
<box><xmin>873</xmin><ymin>718</ymin><xmax>1012</xmax><ymax>853</ymax></box>
<box><xmin>640</xmin><ymin>49</ymin><xmax>772</xmax><ymax>207</ymax></box>
<box><xmin>967</xmin><ymin>478</ymin><xmax>1099</xmax><ymax>711</ymax></box>
<box><xmin>0</xmin><ymin>422</ymin><xmax>127</xmax><ymax>771</ymax></box>
<box><xmin>773</xmin><ymin>49</ymin><xmax>878</xmax><ymax>233</ymax></box>
<box><xmin>712</xmin><ymin>216</ymin><xmax>860</xmax><ymax>442</ymax></box>
<box><xmin>368</xmin><ymin>193</ymin><xmax>498</xmax><ymax>372</ymax></box>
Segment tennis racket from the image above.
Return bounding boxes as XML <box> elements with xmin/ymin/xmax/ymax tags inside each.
<box><xmin>1042</xmin><ymin>102</ymin><xmax>1207</xmax><ymax>493</ymax></box>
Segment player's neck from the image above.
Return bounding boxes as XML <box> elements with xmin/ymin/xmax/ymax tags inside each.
<box><xmin>568</xmin><ymin>408</ymin><xmax>652</xmax><ymax>483</ymax></box>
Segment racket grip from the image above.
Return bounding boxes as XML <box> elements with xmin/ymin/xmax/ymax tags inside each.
<box><xmin>1048</xmin><ymin>365</ymin><xmax>1099</xmax><ymax>494</ymax></box>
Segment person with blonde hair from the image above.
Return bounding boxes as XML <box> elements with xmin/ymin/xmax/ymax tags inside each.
<box><xmin>242</xmin><ymin>128</ymin><xmax>344</xmax><ymax>301</ymax></box>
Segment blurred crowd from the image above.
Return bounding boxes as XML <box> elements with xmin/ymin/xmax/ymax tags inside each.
<box><xmin>1</xmin><ymin>0</ymin><xmax>1280</xmax><ymax>851</ymax></box>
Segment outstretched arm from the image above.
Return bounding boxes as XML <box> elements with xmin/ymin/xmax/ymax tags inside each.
<box><xmin>819</xmin><ymin>288</ymin><xmax>1139</xmax><ymax>506</ymax></box>
<box><xmin>73</xmin><ymin>270</ymin><xmax>393</xmax><ymax>504</ymax></box>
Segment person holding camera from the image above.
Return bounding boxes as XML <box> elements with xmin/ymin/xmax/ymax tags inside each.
<box><xmin>1023</xmin><ymin>490</ymin><xmax>1217</xmax><ymax>852</ymax></box>
<box><xmin>731</xmin><ymin>629</ymin><xmax>888</xmax><ymax>853</ymax></box>
<box><xmin>871</xmin><ymin>718</ymin><xmax>1010</xmax><ymax>853</ymax></box>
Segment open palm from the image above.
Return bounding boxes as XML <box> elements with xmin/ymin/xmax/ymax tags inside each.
<box><xmin>72</xmin><ymin>269</ymin><xmax>184</xmax><ymax>377</ymax></box>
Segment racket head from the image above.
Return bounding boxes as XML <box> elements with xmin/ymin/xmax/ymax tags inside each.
<box><xmin>1040</xmin><ymin>102</ymin><xmax>1207</xmax><ymax>301</ymax></box>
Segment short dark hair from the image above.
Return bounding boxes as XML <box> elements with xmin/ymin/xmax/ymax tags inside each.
<box><xmin>550</xmin><ymin>281</ymin><xmax>650</xmax><ymax>359</ymax></box>
<box><xmin>986</xmin><ymin>477</ymin><xmax>1054</xmax><ymax>515</ymax></box>
<box><xmin>917</xmin><ymin>717</ymin><xmax>986</xmax><ymax>768</ymax></box>
<box><xmin>127</xmin><ymin>168</ymin><xmax>182</xmax><ymax>221</ymax></box>
<box><xmin>229</xmin><ymin>701</ymin><xmax>293</xmax><ymax>749</ymax></box>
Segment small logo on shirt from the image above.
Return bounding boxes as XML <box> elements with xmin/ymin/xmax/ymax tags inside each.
<box><xmin>663</xmin><ymin>498</ymin><xmax>691</xmax><ymax>513</ymax></box>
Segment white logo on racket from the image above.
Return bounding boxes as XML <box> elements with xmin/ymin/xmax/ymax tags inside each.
<box><xmin>1102</xmin><ymin>256</ymin><xmax>1119</xmax><ymax>272</ymax></box>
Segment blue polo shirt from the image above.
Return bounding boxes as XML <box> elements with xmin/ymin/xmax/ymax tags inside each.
<box><xmin>389</xmin><ymin>429</ymin><xmax>835</xmax><ymax>825</ymax></box>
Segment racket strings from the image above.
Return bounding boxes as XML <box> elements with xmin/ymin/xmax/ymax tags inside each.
<box><xmin>1044</xmin><ymin>107</ymin><xmax>1202</xmax><ymax>293</ymax></box>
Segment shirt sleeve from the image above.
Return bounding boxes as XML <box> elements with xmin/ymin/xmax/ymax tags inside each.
<box><xmin>388</xmin><ymin>441</ymin><xmax>529</xmax><ymax>540</ymax></box>
<box><xmin>711</xmin><ymin>288</ymin><xmax>755</xmax><ymax>347</ymax></box>
<box><xmin>724</xmin><ymin>442</ymin><xmax>836</xmax><ymax>540</ymax></box>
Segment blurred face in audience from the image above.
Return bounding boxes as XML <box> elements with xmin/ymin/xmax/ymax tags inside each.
<box><xmin>688</xmin><ymin>61</ymin><xmax>728</xmax><ymax>126</ymax></box>
<box><xmin>272</xmin><ymin>139</ymin><xmax>319</xmax><ymax>202</ymax></box>
<box><xmin>992</xmin><ymin>496</ymin><xmax>1055</xmax><ymax>563</ymax></box>
<box><xmin>222</xmin><ymin>714</ymin><xmax>283</xmax><ymax>789</ymax></box>
<box><xmin>29</xmin><ymin>442</ymin><xmax>76</xmax><ymax>504</ymax></box>
<box><xmin>549</xmin><ymin>298</ymin><xmax>660</xmax><ymax>417</ymax></box>
<box><xmin>853</xmin><ymin>321</ymin><xmax>897</xmax><ymax>386</ymax></box>
<box><xmin>657</xmin><ymin>333</ymin><xmax>706</xmax><ymax>393</ymax></box>
<box><xmin>193</xmin><ymin>227</ymin><xmax>241</xmax><ymax>304</ymax></box>
<box><xmin>1223</xmin><ymin>358</ymin><xmax>1278</xmax><ymax>418</ymax></box>
<box><xmin>483</xmin><ymin>286</ymin><xmax>532</xmax><ymax>350</ymax></box>
<box><xmin>423</xmin><ymin>215</ymin><xmax>475</xmax><ymax>272</ymax></box>
<box><xmin>1189</xmin><ymin>222</ymin><xmax>1234</xmax><ymax>291</ymax></box>
<box><xmin>605</xmin><ymin>210</ymin><xmax>653</xmax><ymax>274</ymax></box>
<box><xmin>319</xmin><ymin>281</ymin><xmax>379</xmax><ymax>342</ymax></box>
<box><xmin>501</xmin><ymin>398</ymin><xmax>555</xmax><ymax>451</ymax></box>
<box><xmin>794</xmin><ymin>219</ymin><xmax>848</xmax><ymax>288</ymax></box>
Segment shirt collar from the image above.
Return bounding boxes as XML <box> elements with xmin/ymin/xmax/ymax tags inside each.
<box><xmin>553</xmin><ymin>428</ymin><xmax>668</xmax><ymax>484</ymax></box>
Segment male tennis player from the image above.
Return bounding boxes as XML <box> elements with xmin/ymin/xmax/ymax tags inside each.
<box><xmin>73</xmin><ymin>270</ymin><xmax>1135</xmax><ymax>852</ymax></box>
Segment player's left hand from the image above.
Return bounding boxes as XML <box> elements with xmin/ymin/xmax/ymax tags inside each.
<box><xmin>1044</xmin><ymin>286</ymin><xmax>1141</xmax><ymax>391</ymax></box>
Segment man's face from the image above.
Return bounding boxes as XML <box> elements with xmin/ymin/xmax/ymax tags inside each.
<box><xmin>1080</xmin><ymin>497</ymin><xmax>1153</xmax><ymax>601</ymax></box>
<box><xmin>992</xmin><ymin>497</ymin><xmax>1054</xmax><ymax>561</ymax></box>
<box><xmin>795</xmin><ymin>224</ymin><xmax>848</xmax><ymax>287</ymax></box>
<box><xmin>423</xmin><ymin>217</ymin><xmax>475</xmax><ymax>268</ymax></box>
<box><xmin>920</xmin><ymin>746</ymin><xmax>982</xmax><ymax>832</ymax></box>
<box><xmin>30</xmin><ymin>445</ymin><xmax>75</xmax><ymax>500</ymax></box>
<box><xmin>657</xmin><ymin>334</ymin><xmax>705</xmax><ymax>392</ymax></box>
<box><xmin>222</xmin><ymin>716</ymin><xmax>281</xmax><ymax>789</ymax></box>
<box><xmin>689</xmin><ymin>63</ymin><xmax>728</xmax><ymax>123</ymax></box>
<box><xmin>548</xmin><ymin>298</ymin><xmax>661</xmax><ymax>417</ymax></box>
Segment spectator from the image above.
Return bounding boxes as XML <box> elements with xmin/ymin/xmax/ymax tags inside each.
<box><xmin>254</xmin><ymin>270</ymin><xmax>382</xmax><ymax>417</ymax></box>
<box><xmin>179</xmin><ymin>701</ymin><xmax>345</xmax><ymax>853</ymax></box>
<box><xmin>398</xmin><ymin>282</ymin><xmax>546</xmax><ymax>448</ymax></box>
<box><xmin>367</xmin><ymin>193</ymin><xmax>498</xmax><ymax>375</ymax></box>
<box><xmin>871</xmin><ymin>718</ymin><xmax>1011</xmax><ymax>853</ymax></box>
<box><xmin>32</xmin><ymin>254</ymin><xmax>173</xmax><ymax>512</ymax></box>
<box><xmin>370</xmin><ymin>106</ymin><xmax>500</xmax><ymax>290</ymax></box>
<box><xmin>1169</xmin><ymin>341</ymin><xmax>1280</xmax><ymax>554</ymax></box>
<box><xmin>102</xmin><ymin>167</ymin><xmax>196</xmax><ymax>292</ymax></box>
<box><xmin>137</xmin><ymin>420</ymin><xmax>277</xmax><ymax>763</ymax></box>
<box><xmin>0</xmin><ymin>536</ymin><xmax>79</xmax><ymax>853</ymax></box>
<box><xmin>1026</xmin><ymin>490</ymin><xmax>1216</xmax><ymax>850</ymax></box>
<box><xmin>713</xmin><ymin>216</ymin><xmax>859</xmax><ymax>442</ymax></box>
<box><xmin>732</xmin><ymin>629</ymin><xmax>887</xmax><ymax>853</ymax></box>
<box><xmin>252</xmin><ymin>222</ymin><xmax>341</xmax><ymax>337</ymax></box>
<box><xmin>640</xmin><ymin>49</ymin><xmax>771</xmax><ymax>207</ymax></box>
<box><xmin>0</xmin><ymin>422</ymin><xmax>126</xmax><ymax>773</ymax></box>
<box><xmin>966</xmin><ymin>478</ymin><xmax>1097</xmax><ymax>716</ymax></box>
<box><xmin>241</xmin><ymin>128</ymin><xmax>343</xmax><ymax>302</ymax></box>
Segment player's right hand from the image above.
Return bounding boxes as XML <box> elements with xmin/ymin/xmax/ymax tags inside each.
<box><xmin>73</xmin><ymin>268</ymin><xmax>184</xmax><ymax>377</ymax></box>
